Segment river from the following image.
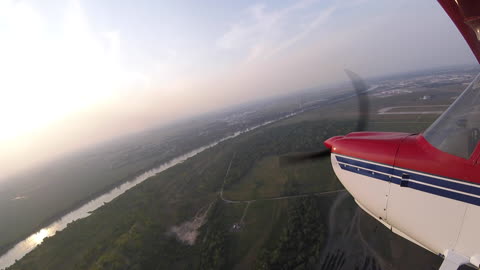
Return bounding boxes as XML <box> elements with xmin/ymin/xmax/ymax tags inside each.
<box><xmin>0</xmin><ymin>112</ymin><xmax>299</xmax><ymax>269</ymax></box>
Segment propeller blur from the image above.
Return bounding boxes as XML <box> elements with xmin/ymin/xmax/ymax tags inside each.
<box><xmin>323</xmin><ymin>1</ymin><xmax>480</xmax><ymax>269</ymax></box>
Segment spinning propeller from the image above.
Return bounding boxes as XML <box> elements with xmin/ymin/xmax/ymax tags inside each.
<box><xmin>279</xmin><ymin>69</ymin><xmax>370</xmax><ymax>166</ymax></box>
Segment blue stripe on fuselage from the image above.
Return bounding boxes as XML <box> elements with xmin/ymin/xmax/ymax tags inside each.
<box><xmin>336</xmin><ymin>156</ymin><xmax>394</xmax><ymax>175</ymax></box>
<box><xmin>391</xmin><ymin>168</ymin><xmax>480</xmax><ymax>197</ymax></box>
<box><xmin>339</xmin><ymin>163</ymin><xmax>391</xmax><ymax>182</ymax></box>
<box><xmin>335</xmin><ymin>155</ymin><xmax>480</xmax><ymax>206</ymax></box>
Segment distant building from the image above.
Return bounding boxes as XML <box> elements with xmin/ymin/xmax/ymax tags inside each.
<box><xmin>231</xmin><ymin>223</ymin><xmax>242</xmax><ymax>232</ymax></box>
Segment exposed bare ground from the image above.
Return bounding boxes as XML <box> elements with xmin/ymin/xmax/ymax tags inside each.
<box><xmin>169</xmin><ymin>203</ymin><xmax>213</xmax><ymax>245</ymax></box>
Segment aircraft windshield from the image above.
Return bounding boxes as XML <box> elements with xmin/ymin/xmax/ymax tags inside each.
<box><xmin>424</xmin><ymin>73</ymin><xmax>480</xmax><ymax>159</ymax></box>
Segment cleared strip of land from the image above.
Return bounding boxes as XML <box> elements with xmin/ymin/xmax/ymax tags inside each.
<box><xmin>378</xmin><ymin>105</ymin><xmax>449</xmax><ymax>115</ymax></box>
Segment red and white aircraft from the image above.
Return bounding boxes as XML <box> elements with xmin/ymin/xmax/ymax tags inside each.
<box><xmin>324</xmin><ymin>1</ymin><xmax>480</xmax><ymax>269</ymax></box>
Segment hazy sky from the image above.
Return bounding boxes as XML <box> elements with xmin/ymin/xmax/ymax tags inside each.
<box><xmin>0</xmin><ymin>0</ymin><xmax>476</xmax><ymax>180</ymax></box>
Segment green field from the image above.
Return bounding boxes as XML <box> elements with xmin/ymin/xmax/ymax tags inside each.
<box><xmin>223</xmin><ymin>155</ymin><xmax>341</xmax><ymax>201</ymax></box>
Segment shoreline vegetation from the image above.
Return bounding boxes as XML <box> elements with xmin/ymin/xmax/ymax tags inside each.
<box><xmin>0</xmin><ymin>108</ymin><xmax>280</xmax><ymax>255</ymax></box>
<box><xmin>0</xmin><ymin>96</ymin><xmax>327</xmax><ymax>262</ymax></box>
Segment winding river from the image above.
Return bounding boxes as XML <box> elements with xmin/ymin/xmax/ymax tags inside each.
<box><xmin>0</xmin><ymin>113</ymin><xmax>298</xmax><ymax>269</ymax></box>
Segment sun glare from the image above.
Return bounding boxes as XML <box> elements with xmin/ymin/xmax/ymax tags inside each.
<box><xmin>0</xmin><ymin>0</ymin><xmax>141</xmax><ymax>143</ymax></box>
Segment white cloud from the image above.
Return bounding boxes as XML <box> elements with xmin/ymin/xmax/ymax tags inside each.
<box><xmin>217</xmin><ymin>0</ymin><xmax>338</xmax><ymax>62</ymax></box>
<box><xmin>216</xmin><ymin>0</ymin><xmax>379</xmax><ymax>63</ymax></box>
<box><xmin>266</xmin><ymin>6</ymin><xmax>336</xmax><ymax>59</ymax></box>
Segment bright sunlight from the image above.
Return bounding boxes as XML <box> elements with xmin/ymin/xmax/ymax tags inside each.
<box><xmin>0</xmin><ymin>0</ymin><xmax>140</xmax><ymax>143</ymax></box>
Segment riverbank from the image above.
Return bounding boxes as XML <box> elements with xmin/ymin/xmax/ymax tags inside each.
<box><xmin>0</xmin><ymin>112</ymin><xmax>304</xmax><ymax>269</ymax></box>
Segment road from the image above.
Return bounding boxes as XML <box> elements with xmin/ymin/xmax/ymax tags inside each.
<box><xmin>378</xmin><ymin>105</ymin><xmax>448</xmax><ymax>115</ymax></box>
<box><xmin>218</xmin><ymin>152</ymin><xmax>346</xmax><ymax>236</ymax></box>
<box><xmin>219</xmin><ymin>153</ymin><xmax>388</xmax><ymax>269</ymax></box>
<box><xmin>218</xmin><ymin>152</ymin><xmax>345</xmax><ymax>204</ymax></box>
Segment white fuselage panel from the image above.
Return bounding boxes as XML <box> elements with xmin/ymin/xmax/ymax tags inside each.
<box><xmin>331</xmin><ymin>153</ymin><xmax>480</xmax><ymax>266</ymax></box>
<box><xmin>331</xmin><ymin>154</ymin><xmax>390</xmax><ymax>221</ymax></box>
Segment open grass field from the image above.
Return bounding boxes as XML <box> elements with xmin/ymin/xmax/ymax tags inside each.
<box><xmin>223</xmin><ymin>155</ymin><xmax>341</xmax><ymax>201</ymax></box>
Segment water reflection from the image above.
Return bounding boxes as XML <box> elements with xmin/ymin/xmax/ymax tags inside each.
<box><xmin>28</xmin><ymin>229</ymin><xmax>54</xmax><ymax>246</ymax></box>
<box><xmin>0</xmin><ymin>113</ymin><xmax>299</xmax><ymax>269</ymax></box>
